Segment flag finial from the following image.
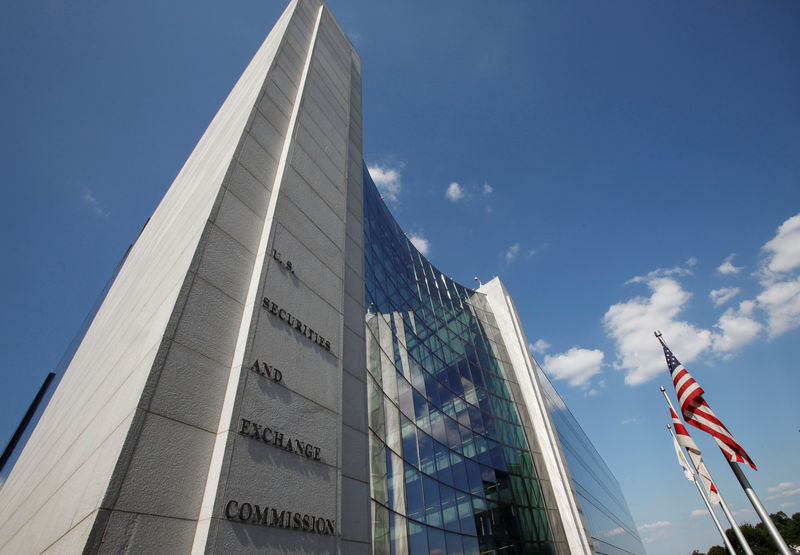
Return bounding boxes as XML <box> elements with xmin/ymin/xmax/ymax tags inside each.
<box><xmin>660</xmin><ymin>386</ymin><xmax>666</xmax><ymax>392</ymax></box>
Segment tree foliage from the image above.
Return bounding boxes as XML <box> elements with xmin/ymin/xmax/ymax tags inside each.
<box><xmin>703</xmin><ymin>511</ymin><xmax>800</xmax><ymax>554</ymax></box>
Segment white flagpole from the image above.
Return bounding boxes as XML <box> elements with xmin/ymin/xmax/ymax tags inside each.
<box><xmin>727</xmin><ymin>459</ymin><xmax>792</xmax><ymax>555</ymax></box>
<box><xmin>667</xmin><ymin>425</ymin><xmax>737</xmax><ymax>555</ymax></box>
<box><xmin>660</xmin><ymin>387</ymin><xmax>753</xmax><ymax>555</ymax></box>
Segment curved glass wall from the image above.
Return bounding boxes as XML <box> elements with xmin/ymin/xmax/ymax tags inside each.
<box><xmin>534</xmin><ymin>364</ymin><xmax>646</xmax><ymax>555</ymax></box>
<box><xmin>363</xmin><ymin>166</ymin><xmax>565</xmax><ymax>554</ymax></box>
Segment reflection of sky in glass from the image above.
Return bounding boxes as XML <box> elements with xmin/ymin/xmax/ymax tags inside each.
<box><xmin>364</xmin><ymin>166</ymin><xmax>563</xmax><ymax>554</ymax></box>
<box><xmin>534</xmin><ymin>361</ymin><xmax>646</xmax><ymax>554</ymax></box>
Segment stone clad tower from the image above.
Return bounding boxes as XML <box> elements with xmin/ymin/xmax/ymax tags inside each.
<box><xmin>0</xmin><ymin>0</ymin><xmax>370</xmax><ymax>552</ymax></box>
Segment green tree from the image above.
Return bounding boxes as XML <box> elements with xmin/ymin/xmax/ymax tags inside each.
<box><xmin>701</xmin><ymin>511</ymin><xmax>800</xmax><ymax>554</ymax></box>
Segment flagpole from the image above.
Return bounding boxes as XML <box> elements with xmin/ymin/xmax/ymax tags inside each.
<box><xmin>660</xmin><ymin>387</ymin><xmax>754</xmax><ymax>555</ymax></box>
<box><xmin>667</xmin><ymin>425</ymin><xmax>736</xmax><ymax>555</ymax></box>
<box><xmin>654</xmin><ymin>331</ymin><xmax>792</xmax><ymax>555</ymax></box>
<box><xmin>726</xmin><ymin>458</ymin><xmax>792</xmax><ymax>555</ymax></box>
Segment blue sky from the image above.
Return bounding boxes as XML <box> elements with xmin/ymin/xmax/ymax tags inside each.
<box><xmin>1</xmin><ymin>1</ymin><xmax>799</xmax><ymax>553</ymax></box>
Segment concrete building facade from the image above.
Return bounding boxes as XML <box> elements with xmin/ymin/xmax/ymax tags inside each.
<box><xmin>0</xmin><ymin>1</ymin><xmax>644</xmax><ymax>553</ymax></box>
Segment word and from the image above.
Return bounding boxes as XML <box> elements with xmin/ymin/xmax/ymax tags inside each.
<box><xmin>271</xmin><ymin>248</ymin><xmax>294</xmax><ymax>274</ymax></box>
<box><xmin>224</xmin><ymin>500</ymin><xmax>335</xmax><ymax>536</ymax></box>
<box><xmin>238</xmin><ymin>418</ymin><xmax>322</xmax><ymax>461</ymax></box>
<box><xmin>250</xmin><ymin>359</ymin><xmax>282</xmax><ymax>383</ymax></box>
<box><xmin>261</xmin><ymin>296</ymin><xmax>332</xmax><ymax>352</ymax></box>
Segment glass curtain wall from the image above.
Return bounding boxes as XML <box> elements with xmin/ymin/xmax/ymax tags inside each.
<box><xmin>534</xmin><ymin>364</ymin><xmax>646</xmax><ymax>555</ymax></box>
<box><xmin>363</xmin><ymin>166</ymin><xmax>563</xmax><ymax>555</ymax></box>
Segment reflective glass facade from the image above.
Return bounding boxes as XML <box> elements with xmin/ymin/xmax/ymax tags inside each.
<box><xmin>363</xmin><ymin>165</ymin><xmax>645</xmax><ymax>555</ymax></box>
<box><xmin>535</xmin><ymin>365</ymin><xmax>645</xmax><ymax>554</ymax></box>
<box><xmin>364</xmin><ymin>168</ymin><xmax>567</xmax><ymax>554</ymax></box>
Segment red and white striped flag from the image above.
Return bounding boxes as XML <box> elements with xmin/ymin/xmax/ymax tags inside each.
<box><xmin>660</xmin><ymin>339</ymin><xmax>757</xmax><ymax>470</ymax></box>
<box><xmin>670</xmin><ymin>407</ymin><xmax>721</xmax><ymax>504</ymax></box>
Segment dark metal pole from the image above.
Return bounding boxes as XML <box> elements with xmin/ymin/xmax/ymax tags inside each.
<box><xmin>0</xmin><ymin>372</ymin><xmax>56</xmax><ymax>474</ymax></box>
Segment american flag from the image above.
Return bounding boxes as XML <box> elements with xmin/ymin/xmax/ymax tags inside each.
<box><xmin>670</xmin><ymin>407</ymin><xmax>721</xmax><ymax>504</ymax></box>
<box><xmin>660</xmin><ymin>337</ymin><xmax>757</xmax><ymax>470</ymax></box>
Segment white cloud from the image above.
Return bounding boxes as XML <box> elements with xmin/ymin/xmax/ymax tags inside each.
<box><xmin>757</xmin><ymin>276</ymin><xmax>800</xmax><ymax>338</ymax></box>
<box><xmin>766</xmin><ymin>488</ymin><xmax>800</xmax><ymax>501</ymax></box>
<box><xmin>408</xmin><ymin>233</ymin><xmax>430</xmax><ymax>256</ymax></box>
<box><xmin>599</xmin><ymin>528</ymin><xmax>625</xmax><ymax>538</ymax></box>
<box><xmin>690</xmin><ymin>509</ymin><xmax>707</xmax><ymax>518</ymax></box>
<box><xmin>626</xmin><ymin>260</ymin><xmax>695</xmax><ymax>285</ymax></box>
<box><xmin>367</xmin><ymin>163</ymin><xmax>403</xmax><ymax>203</ymax></box>
<box><xmin>762</xmin><ymin>213</ymin><xmax>800</xmax><ymax>274</ymax></box>
<box><xmin>757</xmin><ymin>212</ymin><xmax>800</xmax><ymax>338</ymax></box>
<box><xmin>711</xmin><ymin>301</ymin><xmax>762</xmax><ymax>354</ymax></box>
<box><xmin>717</xmin><ymin>253</ymin><xmax>743</xmax><ymax>275</ymax></box>
<box><xmin>530</xmin><ymin>339</ymin><xmax>550</xmax><ymax>354</ymax></box>
<box><xmin>445</xmin><ymin>182</ymin><xmax>465</xmax><ymax>202</ymax></box>
<box><xmin>637</xmin><ymin>521</ymin><xmax>672</xmax><ymax>533</ymax></box>
<box><xmin>83</xmin><ymin>188</ymin><xmax>110</xmax><ymax>218</ymax></box>
<box><xmin>482</xmin><ymin>183</ymin><xmax>493</xmax><ymax>196</ymax></box>
<box><xmin>621</xmin><ymin>417</ymin><xmax>637</xmax><ymax>425</ymax></box>
<box><xmin>766</xmin><ymin>481</ymin><xmax>800</xmax><ymax>501</ymax></box>
<box><xmin>710</xmin><ymin>287</ymin><xmax>741</xmax><ymax>307</ymax></box>
<box><xmin>604</xmin><ymin>272</ymin><xmax>711</xmax><ymax>386</ymax></box>
<box><xmin>505</xmin><ymin>243</ymin><xmax>520</xmax><ymax>262</ymax></box>
<box><xmin>779</xmin><ymin>501</ymin><xmax>796</xmax><ymax>509</ymax></box>
<box><xmin>768</xmin><ymin>481</ymin><xmax>798</xmax><ymax>493</ymax></box>
<box><xmin>543</xmin><ymin>347</ymin><xmax>604</xmax><ymax>388</ymax></box>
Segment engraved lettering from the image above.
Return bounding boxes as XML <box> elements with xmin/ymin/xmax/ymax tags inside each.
<box><xmin>260</xmin><ymin>296</ymin><xmax>334</xmax><ymax>355</ymax></box>
<box><xmin>253</xmin><ymin>504</ymin><xmax>268</xmax><ymax>525</ymax></box>
<box><xmin>224</xmin><ymin>500</ymin><xmax>335</xmax><ymax>536</ymax></box>
<box><xmin>271</xmin><ymin>508</ymin><xmax>287</xmax><ymax>528</ymax></box>
<box><xmin>237</xmin><ymin>417</ymin><xmax>323</xmax><ymax>462</ymax></box>
<box><xmin>225</xmin><ymin>500</ymin><xmax>238</xmax><ymax>519</ymax></box>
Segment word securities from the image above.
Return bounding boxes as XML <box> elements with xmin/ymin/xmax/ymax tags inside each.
<box><xmin>261</xmin><ymin>296</ymin><xmax>331</xmax><ymax>352</ymax></box>
<box><xmin>224</xmin><ymin>500</ymin><xmax>335</xmax><ymax>536</ymax></box>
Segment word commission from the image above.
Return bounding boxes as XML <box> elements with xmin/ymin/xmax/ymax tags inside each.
<box><xmin>225</xmin><ymin>500</ymin><xmax>335</xmax><ymax>536</ymax></box>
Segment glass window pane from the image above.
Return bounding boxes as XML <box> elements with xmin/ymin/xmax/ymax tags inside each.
<box><xmin>445</xmin><ymin>532</ymin><xmax>465</xmax><ymax>555</ymax></box>
<box><xmin>439</xmin><ymin>483</ymin><xmax>459</xmax><ymax>531</ymax></box>
<box><xmin>418</xmin><ymin>431</ymin><xmax>436</xmax><ymax>476</ymax></box>
<box><xmin>408</xmin><ymin>520</ymin><xmax>429</xmax><ymax>555</ymax></box>
<box><xmin>434</xmin><ymin>441</ymin><xmax>454</xmax><ymax>486</ymax></box>
<box><xmin>423</xmin><ymin>474</ymin><xmax>442</xmax><ymax>528</ymax></box>
<box><xmin>401</xmin><ymin>415</ymin><xmax>419</xmax><ymax>468</ymax></box>
<box><xmin>405</xmin><ymin>463</ymin><xmax>425</xmax><ymax>521</ymax></box>
<box><xmin>427</xmin><ymin>526</ymin><xmax>447</xmax><ymax>555</ymax></box>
